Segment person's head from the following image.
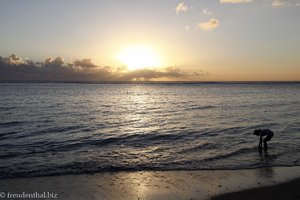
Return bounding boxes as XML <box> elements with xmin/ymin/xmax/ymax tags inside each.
<box><xmin>253</xmin><ymin>129</ymin><xmax>261</xmax><ymax>136</ymax></box>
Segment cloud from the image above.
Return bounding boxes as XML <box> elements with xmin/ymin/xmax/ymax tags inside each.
<box><xmin>271</xmin><ymin>0</ymin><xmax>300</xmax><ymax>7</ymax></box>
<box><xmin>2</xmin><ymin>54</ymin><xmax>23</xmax><ymax>65</ymax></box>
<box><xmin>202</xmin><ymin>8</ymin><xmax>212</xmax><ymax>15</ymax></box>
<box><xmin>220</xmin><ymin>0</ymin><xmax>252</xmax><ymax>3</ymax></box>
<box><xmin>117</xmin><ymin>67</ymin><xmax>204</xmax><ymax>81</ymax></box>
<box><xmin>272</xmin><ymin>0</ymin><xmax>287</xmax><ymax>7</ymax></box>
<box><xmin>197</xmin><ymin>18</ymin><xmax>220</xmax><ymax>31</ymax></box>
<box><xmin>73</xmin><ymin>58</ymin><xmax>97</xmax><ymax>68</ymax></box>
<box><xmin>0</xmin><ymin>54</ymin><xmax>205</xmax><ymax>82</ymax></box>
<box><xmin>0</xmin><ymin>55</ymin><xmax>114</xmax><ymax>81</ymax></box>
<box><xmin>271</xmin><ymin>0</ymin><xmax>296</xmax><ymax>7</ymax></box>
<box><xmin>44</xmin><ymin>57</ymin><xmax>64</xmax><ymax>67</ymax></box>
<box><xmin>220</xmin><ymin>0</ymin><xmax>298</xmax><ymax>7</ymax></box>
<box><xmin>220</xmin><ymin>0</ymin><xmax>300</xmax><ymax>7</ymax></box>
<box><xmin>176</xmin><ymin>2</ymin><xmax>189</xmax><ymax>14</ymax></box>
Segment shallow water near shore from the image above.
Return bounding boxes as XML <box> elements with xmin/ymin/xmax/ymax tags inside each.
<box><xmin>0</xmin><ymin>83</ymin><xmax>299</xmax><ymax>178</ymax></box>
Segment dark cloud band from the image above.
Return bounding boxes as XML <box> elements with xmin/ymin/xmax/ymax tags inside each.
<box><xmin>0</xmin><ymin>54</ymin><xmax>205</xmax><ymax>81</ymax></box>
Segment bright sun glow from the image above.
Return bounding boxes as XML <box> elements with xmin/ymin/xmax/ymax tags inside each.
<box><xmin>117</xmin><ymin>45</ymin><xmax>161</xmax><ymax>70</ymax></box>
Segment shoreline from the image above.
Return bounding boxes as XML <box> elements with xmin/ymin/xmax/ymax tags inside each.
<box><xmin>0</xmin><ymin>166</ymin><xmax>299</xmax><ymax>200</ymax></box>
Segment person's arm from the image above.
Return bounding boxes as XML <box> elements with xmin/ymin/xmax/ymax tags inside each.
<box><xmin>258</xmin><ymin>134</ymin><xmax>263</xmax><ymax>148</ymax></box>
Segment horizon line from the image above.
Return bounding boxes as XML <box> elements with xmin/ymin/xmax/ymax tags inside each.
<box><xmin>0</xmin><ymin>80</ymin><xmax>299</xmax><ymax>84</ymax></box>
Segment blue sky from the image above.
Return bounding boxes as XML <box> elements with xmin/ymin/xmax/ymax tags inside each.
<box><xmin>0</xmin><ymin>0</ymin><xmax>299</xmax><ymax>81</ymax></box>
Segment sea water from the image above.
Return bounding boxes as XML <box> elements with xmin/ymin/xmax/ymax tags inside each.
<box><xmin>0</xmin><ymin>83</ymin><xmax>299</xmax><ymax>178</ymax></box>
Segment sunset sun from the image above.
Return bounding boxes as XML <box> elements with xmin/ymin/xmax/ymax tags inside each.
<box><xmin>117</xmin><ymin>45</ymin><xmax>161</xmax><ymax>70</ymax></box>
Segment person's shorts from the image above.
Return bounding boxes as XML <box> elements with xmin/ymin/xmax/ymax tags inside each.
<box><xmin>264</xmin><ymin>132</ymin><xmax>274</xmax><ymax>141</ymax></box>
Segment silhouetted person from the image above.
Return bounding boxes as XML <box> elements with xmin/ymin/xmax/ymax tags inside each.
<box><xmin>253</xmin><ymin>129</ymin><xmax>274</xmax><ymax>153</ymax></box>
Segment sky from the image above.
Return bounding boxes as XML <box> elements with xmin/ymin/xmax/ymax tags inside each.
<box><xmin>0</xmin><ymin>0</ymin><xmax>299</xmax><ymax>81</ymax></box>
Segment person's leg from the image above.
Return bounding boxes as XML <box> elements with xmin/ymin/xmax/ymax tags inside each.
<box><xmin>264</xmin><ymin>139</ymin><xmax>268</xmax><ymax>152</ymax></box>
<box><xmin>263</xmin><ymin>133</ymin><xmax>273</xmax><ymax>152</ymax></box>
<box><xmin>259</xmin><ymin>145</ymin><xmax>263</xmax><ymax>153</ymax></box>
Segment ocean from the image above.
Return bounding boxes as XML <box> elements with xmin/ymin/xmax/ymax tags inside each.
<box><xmin>0</xmin><ymin>83</ymin><xmax>299</xmax><ymax>178</ymax></box>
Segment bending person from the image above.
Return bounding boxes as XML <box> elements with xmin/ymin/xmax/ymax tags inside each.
<box><xmin>253</xmin><ymin>129</ymin><xmax>274</xmax><ymax>152</ymax></box>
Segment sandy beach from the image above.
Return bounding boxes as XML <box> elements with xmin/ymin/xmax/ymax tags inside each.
<box><xmin>212</xmin><ymin>177</ymin><xmax>300</xmax><ymax>200</ymax></box>
<box><xmin>0</xmin><ymin>166</ymin><xmax>299</xmax><ymax>200</ymax></box>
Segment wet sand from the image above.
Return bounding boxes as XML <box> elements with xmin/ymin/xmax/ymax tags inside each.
<box><xmin>211</xmin><ymin>177</ymin><xmax>300</xmax><ymax>200</ymax></box>
<box><xmin>0</xmin><ymin>167</ymin><xmax>299</xmax><ymax>200</ymax></box>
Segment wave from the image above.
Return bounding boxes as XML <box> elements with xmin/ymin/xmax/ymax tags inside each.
<box><xmin>12</xmin><ymin>125</ymin><xmax>87</xmax><ymax>139</ymax></box>
<box><xmin>202</xmin><ymin>147</ymin><xmax>255</xmax><ymax>162</ymax></box>
<box><xmin>0</xmin><ymin>106</ymin><xmax>17</xmax><ymax>111</ymax></box>
<box><xmin>178</xmin><ymin>143</ymin><xmax>216</xmax><ymax>154</ymax></box>
<box><xmin>0</xmin><ymin>121</ymin><xmax>24</xmax><ymax>127</ymax></box>
<box><xmin>0</xmin><ymin>131</ymin><xmax>19</xmax><ymax>138</ymax></box>
<box><xmin>186</xmin><ymin>105</ymin><xmax>215</xmax><ymax>111</ymax></box>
